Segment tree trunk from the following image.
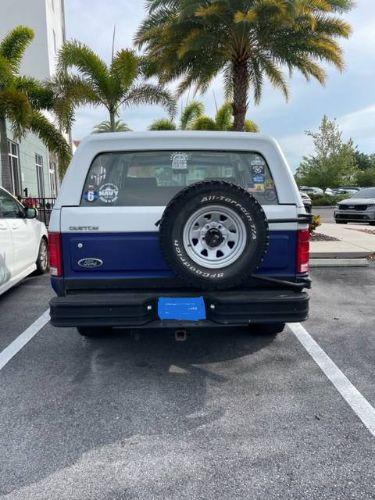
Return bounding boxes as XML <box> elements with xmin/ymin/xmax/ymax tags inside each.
<box><xmin>0</xmin><ymin>116</ymin><xmax>12</xmax><ymax>192</ymax></box>
<box><xmin>232</xmin><ymin>60</ymin><xmax>249</xmax><ymax>132</ymax></box>
<box><xmin>109</xmin><ymin>110</ymin><xmax>116</xmax><ymax>132</ymax></box>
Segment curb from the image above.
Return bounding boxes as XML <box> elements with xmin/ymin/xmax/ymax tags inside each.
<box><xmin>311</xmin><ymin>258</ymin><xmax>369</xmax><ymax>268</ymax></box>
<box><xmin>311</xmin><ymin>251</ymin><xmax>370</xmax><ymax>259</ymax></box>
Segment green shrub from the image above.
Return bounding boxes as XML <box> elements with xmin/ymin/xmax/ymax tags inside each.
<box><xmin>310</xmin><ymin>194</ymin><xmax>347</xmax><ymax>206</ymax></box>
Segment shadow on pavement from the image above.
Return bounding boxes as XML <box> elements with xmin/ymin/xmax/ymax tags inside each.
<box><xmin>1</xmin><ymin>326</ymin><xmax>277</xmax><ymax>496</ymax></box>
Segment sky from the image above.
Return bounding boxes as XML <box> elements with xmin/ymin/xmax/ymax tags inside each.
<box><xmin>64</xmin><ymin>0</ymin><xmax>375</xmax><ymax>171</ymax></box>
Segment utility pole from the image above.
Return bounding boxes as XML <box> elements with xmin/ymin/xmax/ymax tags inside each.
<box><xmin>112</xmin><ymin>25</ymin><xmax>116</xmax><ymax>62</ymax></box>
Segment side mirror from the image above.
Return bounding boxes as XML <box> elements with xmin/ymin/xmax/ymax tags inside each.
<box><xmin>25</xmin><ymin>207</ymin><xmax>38</xmax><ymax>219</ymax></box>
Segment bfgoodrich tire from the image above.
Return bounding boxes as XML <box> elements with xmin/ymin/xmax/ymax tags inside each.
<box><xmin>159</xmin><ymin>181</ymin><xmax>269</xmax><ymax>290</ymax></box>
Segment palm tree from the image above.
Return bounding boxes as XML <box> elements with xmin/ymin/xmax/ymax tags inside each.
<box><xmin>93</xmin><ymin>119</ymin><xmax>131</xmax><ymax>133</ymax></box>
<box><xmin>0</xmin><ymin>26</ymin><xmax>71</xmax><ymax>189</ymax></box>
<box><xmin>149</xmin><ymin>100</ymin><xmax>204</xmax><ymax>130</ymax></box>
<box><xmin>136</xmin><ymin>0</ymin><xmax>352</xmax><ymax>131</ymax></box>
<box><xmin>149</xmin><ymin>101</ymin><xmax>259</xmax><ymax>132</ymax></box>
<box><xmin>193</xmin><ymin>102</ymin><xmax>259</xmax><ymax>131</ymax></box>
<box><xmin>149</xmin><ymin>118</ymin><xmax>177</xmax><ymax>131</ymax></box>
<box><xmin>55</xmin><ymin>41</ymin><xmax>176</xmax><ymax>133</ymax></box>
<box><xmin>180</xmin><ymin>101</ymin><xmax>205</xmax><ymax>130</ymax></box>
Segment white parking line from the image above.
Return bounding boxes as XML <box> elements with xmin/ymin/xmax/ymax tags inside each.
<box><xmin>289</xmin><ymin>322</ymin><xmax>375</xmax><ymax>437</ymax></box>
<box><xmin>0</xmin><ymin>310</ymin><xmax>50</xmax><ymax>371</ymax></box>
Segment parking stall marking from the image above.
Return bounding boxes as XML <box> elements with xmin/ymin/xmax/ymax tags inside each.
<box><xmin>0</xmin><ymin>310</ymin><xmax>50</xmax><ymax>371</ymax></box>
<box><xmin>1</xmin><ymin>309</ymin><xmax>375</xmax><ymax>439</ymax></box>
<box><xmin>289</xmin><ymin>322</ymin><xmax>375</xmax><ymax>437</ymax></box>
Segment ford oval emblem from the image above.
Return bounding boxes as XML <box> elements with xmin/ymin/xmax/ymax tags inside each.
<box><xmin>78</xmin><ymin>258</ymin><xmax>103</xmax><ymax>269</ymax></box>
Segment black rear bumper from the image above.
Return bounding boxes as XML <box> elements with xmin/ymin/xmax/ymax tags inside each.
<box><xmin>50</xmin><ymin>289</ymin><xmax>309</xmax><ymax>328</ymax></box>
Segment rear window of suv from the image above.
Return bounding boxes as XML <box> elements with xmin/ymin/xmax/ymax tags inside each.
<box><xmin>81</xmin><ymin>151</ymin><xmax>278</xmax><ymax>206</ymax></box>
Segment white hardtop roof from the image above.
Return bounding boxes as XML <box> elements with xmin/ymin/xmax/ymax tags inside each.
<box><xmin>77</xmin><ymin>131</ymin><xmax>280</xmax><ymax>151</ymax></box>
<box><xmin>56</xmin><ymin>131</ymin><xmax>301</xmax><ymax>207</ymax></box>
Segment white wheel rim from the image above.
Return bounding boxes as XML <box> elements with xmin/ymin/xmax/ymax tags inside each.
<box><xmin>182</xmin><ymin>205</ymin><xmax>247</xmax><ymax>269</ymax></box>
<box><xmin>39</xmin><ymin>241</ymin><xmax>48</xmax><ymax>270</ymax></box>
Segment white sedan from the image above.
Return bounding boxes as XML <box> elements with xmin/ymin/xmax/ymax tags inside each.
<box><xmin>0</xmin><ymin>186</ymin><xmax>48</xmax><ymax>296</ymax></box>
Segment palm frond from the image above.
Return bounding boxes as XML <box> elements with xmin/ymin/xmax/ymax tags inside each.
<box><xmin>0</xmin><ymin>88</ymin><xmax>31</xmax><ymax>139</ymax></box>
<box><xmin>125</xmin><ymin>83</ymin><xmax>176</xmax><ymax>117</ymax></box>
<box><xmin>145</xmin><ymin>0</ymin><xmax>179</xmax><ymax>15</ymax></box>
<box><xmin>244</xmin><ymin>119</ymin><xmax>259</xmax><ymax>133</ymax></box>
<box><xmin>0</xmin><ymin>26</ymin><xmax>34</xmax><ymax>72</ymax></box>
<box><xmin>15</xmin><ymin>76</ymin><xmax>55</xmax><ymax>110</ymax></box>
<box><xmin>47</xmin><ymin>73</ymin><xmax>100</xmax><ymax>130</ymax></box>
<box><xmin>180</xmin><ymin>100</ymin><xmax>204</xmax><ymax>129</ymax></box>
<box><xmin>215</xmin><ymin>102</ymin><xmax>232</xmax><ymax>131</ymax></box>
<box><xmin>92</xmin><ymin>119</ymin><xmax>131</xmax><ymax>133</ymax></box>
<box><xmin>0</xmin><ymin>55</ymin><xmax>14</xmax><ymax>86</ymax></box>
<box><xmin>148</xmin><ymin>118</ymin><xmax>177</xmax><ymax>130</ymax></box>
<box><xmin>58</xmin><ymin>40</ymin><xmax>110</xmax><ymax>95</ymax></box>
<box><xmin>29</xmin><ymin>110</ymin><xmax>71</xmax><ymax>176</ymax></box>
<box><xmin>110</xmin><ymin>49</ymin><xmax>138</xmax><ymax>91</ymax></box>
<box><xmin>191</xmin><ymin>116</ymin><xmax>218</xmax><ymax>131</ymax></box>
<box><xmin>258</xmin><ymin>57</ymin><xmax>289</xmax><ymax>101</ymax></box>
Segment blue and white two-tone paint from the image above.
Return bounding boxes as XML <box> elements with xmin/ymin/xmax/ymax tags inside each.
<box><xmin>49</xmin><ymin>132</ymin><xmax>309</xmax><ymax>295</ymax></box>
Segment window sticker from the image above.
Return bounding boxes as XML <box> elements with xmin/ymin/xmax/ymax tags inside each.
<box><xmin>251</xmin><ymin>158</ymin><xmax>265</xmax><ymax>167</ymax></box>
<box><xmin>98</xmin><ymin>183</ymin><xmax>119</xmax><ymax>204</ymax></box>
<box><xmin>171</xmin><ymin>152</ymin><xmax>189</xmax><ymax>171</ymax></box>
<box><xmin>251</xmin><ymin>163</ymin><xmax>265</xmax><ymax>174</ymax></box>
<box><xmin>252</xmin><ymin>174</ymin><xmax>266</xmax><ymax>184</ymax></box>
<box><xmin>83</xmin><ymin>187</ymin><xmax>98</xmax><ymax>202</ymax></box>
<box><xmin>254</xmin><ymin>183</ymin><xmax>265</xmax><ymax>192</ymax></box>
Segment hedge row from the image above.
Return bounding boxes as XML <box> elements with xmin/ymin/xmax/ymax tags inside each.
<box><xmin>309</xmin><ymin>194</ymin><xmax>347</xmax><ymax>206</ymax></box>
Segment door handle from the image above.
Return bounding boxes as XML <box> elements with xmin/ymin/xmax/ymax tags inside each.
<box><xmin>0</xmin><ymin>225</ymin><xmax>8</xmax><ymax>230</ymax></box>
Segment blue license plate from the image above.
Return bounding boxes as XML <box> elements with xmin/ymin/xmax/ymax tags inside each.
<box><xmin>158</xmin><ymin>297</ymin><xmax>206</xmax><ymax>321</ymax></box>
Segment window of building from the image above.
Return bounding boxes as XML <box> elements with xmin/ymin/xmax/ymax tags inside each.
<box><xmin>49</xmin><ymin>161</ymin><xmax>58</xmax><ymax>197</ymax></box>
<box><xmin>35</xmin><ymin>154</ymin><xmax>45</xmax><ymax>198</ymax></box>
<box><xmin>7</xmin><ymin>140</ymin><xmax>22</xmax><ymax>197</ymax></box>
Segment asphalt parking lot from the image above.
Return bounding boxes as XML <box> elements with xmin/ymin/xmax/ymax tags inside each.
<box><xmin>1</xmin><ymin>267</ymin><xmax>375</xmax><ymax>499</ymax></box>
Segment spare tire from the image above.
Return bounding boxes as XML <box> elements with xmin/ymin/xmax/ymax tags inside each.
<box><xmin>159</xmin><ymin>181</ymin><xmax>269</xmax><ymax>290</ymax></box>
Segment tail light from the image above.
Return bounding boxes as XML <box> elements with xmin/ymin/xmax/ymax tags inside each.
<box><xmin>49</xmin><ymin>232</ymin><xmax>63</xmax><ymax>277</ymax></box>
<box><xmin>297</xmin><ymin>229</ymin><xmax>310</xmax><ymax>274</ymax></box>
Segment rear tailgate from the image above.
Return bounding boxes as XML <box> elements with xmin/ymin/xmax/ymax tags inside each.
<box><xmin>60</xmin><ymin>204</ymin><xmax>300</xmax><ymax>280</ymax></box>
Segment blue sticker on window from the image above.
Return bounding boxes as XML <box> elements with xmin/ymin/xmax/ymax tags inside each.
<box><xmin>252</xmin><ymin>174</ymin><xmax>265</xmax><ymax>184</ymax></box>
<box><xmin>158</xmin><ymin>297</ymin><xmax>206</xmax><ymax>321</ymax></box>
<box><xmin>84</xmin><ymin>190</ymin><xmax>98</xmax><ymax>202</ymax></box>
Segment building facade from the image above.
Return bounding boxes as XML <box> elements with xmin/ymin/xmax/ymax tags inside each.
<box><xmin>0</xmin><ymin>0</ymin><xmax>66</xmax><ymax>198</ymax></box>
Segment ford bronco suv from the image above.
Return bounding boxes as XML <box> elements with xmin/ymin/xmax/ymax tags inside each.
<box><xmin>49</xmin><ymin>132</ymin><xmax>310</xmax><ymax>337</ymax></box>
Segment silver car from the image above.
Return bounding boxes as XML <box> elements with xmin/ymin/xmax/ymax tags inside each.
<box><xmin>335</xmin><ymin>187</ymin><xmax>375</xmax><ymax>225</ymax></box>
